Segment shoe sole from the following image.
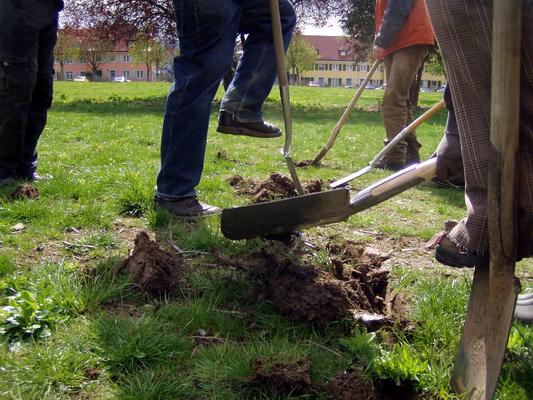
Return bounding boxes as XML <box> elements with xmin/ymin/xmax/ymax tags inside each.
<box><xmin>435</xmin><ymin>245</ymin><xmax>489</xmax><ymax>268</ymax></box>
<box><xmin>216</xmin><ymin>125</ymin><xmax>281</xmax><ymax>138</ymax></box>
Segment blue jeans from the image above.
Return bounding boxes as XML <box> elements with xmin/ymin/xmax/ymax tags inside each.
<box><xmin>156</xmin><ymin>0</ymin><xmax>296</xmax><ymax>200</ymax></box>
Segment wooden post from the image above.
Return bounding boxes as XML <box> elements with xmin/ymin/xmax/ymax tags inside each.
<box><xmin>451</xmin><ymin>1</ymin><xmax>522</xmax><ymax>398</ymax></box>
<box><xmin>484</xmin><ymin>0</ymin><xmax>522</xmax><ymax>397</ymax></box>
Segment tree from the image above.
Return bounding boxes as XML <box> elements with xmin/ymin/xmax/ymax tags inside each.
<box><xmin>128</xmin><ymin>34</ymin><xmax>158</xmax><ymax>82</ymax></box>
<box><xmin>61</xmin><ymin>0</ymin><xmax>343</xmax><ymax>43</ymax></box>
<box><xmin>285</xmin><ymin>33</ymin><xmax>317</xmax><ymax>85</ymax></box>
<box><xmin>339</xmin><ymin>0</ymin><xmax>375</xmax><ymax>58</ymax></box>
<box><xmin>54</xmin><ymin>31</ymin><xmax>79</xmax><ymax>80</ymax></box>
<box><xmin>77</xmin><ymin>33</ymin><xmax>113</xmax><ymax>81</ymax></box>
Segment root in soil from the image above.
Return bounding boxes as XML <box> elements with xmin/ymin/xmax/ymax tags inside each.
<box><xmin>228</xmin><ymin>173</ymin><xmax>323</xmax><ymax>203</ymax></box>
<box><xmin>9</xmin><ymin>184</ymin><xmax>39</xmax><ymax>201</ymax></box>
<box><xmin>246</xmin><ymin>357</ymin><xmax>315</xmax><ymax>397</ymax></box>
<box><xmin>121</xmin><ymin>231</ymin><xmax>185</xmax><ymax>294</ymax></box>
<box><xmin>213</xmin><ymin>241</ymin><xmax>389</xmax><ymax>326</ymax></box>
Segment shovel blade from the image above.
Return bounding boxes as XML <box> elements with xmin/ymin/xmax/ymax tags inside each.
<box><xmin>221</xmin><ymin>188</ymin><xmax>351</xmax><ymax>240</ymax></box>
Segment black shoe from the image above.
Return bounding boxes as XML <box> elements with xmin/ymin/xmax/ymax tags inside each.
<box><xmin>435</xmin><ymin>236</ymin><xmax>489</xmax><ymax>268</ymax></box>
<box><xmin>375</xmin><ymin>159</ymin><xmax>405</xmax><ymax>172</ymax></box>
<box><xmin>216</xmin><ymin>111</ymin><xmax>281</xmax><ymax>138</ymax></box>
<box><xmin>154</xmin><ymin>196</ymin><xmax>221</xmax><ymax>219</ymax></box>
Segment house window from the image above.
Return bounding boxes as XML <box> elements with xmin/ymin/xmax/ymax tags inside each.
<box><xmin>339</xmin><ymin>49</ymin><xmax>348</xmax><ymax>56</ymax></box>
<box><xmin>136</xmin><ymin>70</ymin><xmax>144</xmax><ymax>79</ymax></box>
<box><xmin>110</xmin><ymin>55</ymin><xmax>116</xmax><ymax>62</ymax></box>
<box><xmin>315</xmin><ymin>48</ymin><xmax>320</xmax><ymax>55</ymax></box>
<box><xmin>346</xmin><ymin>64</ymin><xmax>353</xmax><ymax>71</ymax></box>
<box><xmin>346</xmin><ymin>78</ymin><xmax>352</xmax><ymax>87</ymax></box>
<box><xmin>123</xmin><ymin>70</ymin><xmax>130</xmax><ymax>78</ymax></box>
<box><xmin>330</xmin><ymin>78</ymin><xmax>341</xmax><ymax>87</ymax></box>
<box><xmin>66</xmin><ymin>71</ymin><xmax>73</xmax><ymax>80</ymax></box>
<box><xmin>318</xmin><ymin>77</ymin><xmax>324</xmax><ymax>86</ymax></box>
<box><xmin>123</xmin><ymin>55</ymin><xmax>130</xmax><ymax>62</ymax></box>
<box><xmin>317</xmin><ymin>63</ymin><xmax>325</xmax><ymax>71</ymax></box>
<box><xmin>332</xmin><ymin>64</ymin><xmax>340</xmax><ymax>71</ymax></box>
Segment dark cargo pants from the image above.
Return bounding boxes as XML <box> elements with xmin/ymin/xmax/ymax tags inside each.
<box><xmin>0</xmin><ymin>0</ymin><xmax>60</xmax><ymax>179</ymax></box>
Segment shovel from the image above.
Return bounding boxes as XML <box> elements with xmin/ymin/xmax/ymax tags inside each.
<box><xmin>331</xmin><ymin>99</ymin><xmax>445</xmax><ymax>188</ymax></box>
<box><xmin>221</xmin><ymin>158</ymin><xmax>436</xmax><ymax>239</ymax></box>
<box><xmin>311</xmin><ymin>59</ymin><xmax>382</xmax><ymax>166</ymax></box>
<box><xmin>270</xmin><ymin>0</ymin><xmax>304</xmax><ymax>195</ymax></box>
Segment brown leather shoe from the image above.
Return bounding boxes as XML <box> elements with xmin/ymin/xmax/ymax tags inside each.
<box><xmin>435</xmin><ymin>236</ymin><xmax>489</xmax><ymax>268</ymax></box>
<box><xmin>155</xmin><ymin>196</ymin><xmax>221</xmax><ymax>219</ymax></box>
<box><xmin>216</xmin><ymin>111</ymin><xmax>281</xmax><ymax>138</ymax></box>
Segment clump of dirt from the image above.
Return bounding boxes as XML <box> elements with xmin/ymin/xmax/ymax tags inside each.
<box><xmin>9</xmin><ymin>184</ymin><xmax>39</xmax><ymax>200</ymax></box>
<box><xmin>215</xmin><ymin>149</ymin><xmax>236</xmax><ymax>162</ymax></box>
<box><xmin>327</xmin><ymin>371</ymin><xmax>380</xmax><ymax>400</ymax></box>
<box><xmin>213</xmin><ymin>241</ymin><xmax>389</xmax><ymax>326</ymax></box>
<box><xmin>246</xmin><ymin>357</ymin><xmax>315</xmax><ymax>397</ymax></box>
<box><xmin>295</xmin><ymin>159</ymin><xmax>313</xmax><ymax>167</ymax></box>
<box><xmin>121</xmin><ymin>231</ymin><xmax>185</xmax><ymax>294</ymax></box>
<box><xmin>228</xmin><ymin>173</ymin><xmax>323</xmax><ymax>203</ymax></box>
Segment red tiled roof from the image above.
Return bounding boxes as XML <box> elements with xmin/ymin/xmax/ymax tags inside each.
<box><xmin>302</xmin><ymin>35</ymin><xmax>356</xmax><ymax>61</ymax></box>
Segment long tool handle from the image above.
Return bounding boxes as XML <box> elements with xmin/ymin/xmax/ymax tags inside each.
<box><xmin>312</xmin><ymin>59</ymin><xmax>382</xmax><ymax>166</ymax></box>
<box><xmin>270</xmin><ymin>0</ymin><xmax>304</xmax><ymax>195</ymax></box>
<box><xmin>331</xmin><ymin>99</ymin><xmax>445</xmax><ymax>188</ymax></box>
<box><xmin>348</xmin><ymin>158</ymin><xmax>437</xmax><ymax>212</ymax></box>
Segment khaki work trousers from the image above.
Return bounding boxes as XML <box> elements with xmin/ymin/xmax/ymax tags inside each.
<box><xmin>382</xmin><ymin>44</ymin><xmax>431</xmax><ymax>165</ymax></box>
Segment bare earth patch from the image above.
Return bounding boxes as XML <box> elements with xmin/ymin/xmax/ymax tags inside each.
<box><xmin>214</xmin><ymin>241</ymin><xmax>391</xmax><ymax>326</ymax></box>
<box><xmin>327</xmin><ymin>371</ymin><xmax>380</xmax><ymax>400</ymax></box>
<box><xmin>9</xmin><ymin>184</ymin><xmax>39</xmax><ymax>200</ymax></box>
<box><xmin>228</xmin><ymin>173</ymin><xmax>323</xmax><ymax>203</ymax></box>
<box><xmin>121</xmin><ymin>231</ymin><xmax>185</xmax><ymax>294</ymax></box>
<box><xmin>246</xmin><ymin>357</ymin><xmax>315</xmax><ymax>397</ymax></box>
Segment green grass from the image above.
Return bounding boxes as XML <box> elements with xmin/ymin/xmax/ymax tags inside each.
<box><xmin>0</xmin><ymin>82</ymin><xmax>531</xmax><ymax>399</ymax></box>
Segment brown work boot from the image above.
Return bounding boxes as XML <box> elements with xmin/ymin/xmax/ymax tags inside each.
<box><xmin>375</xmin><ymin>159</ymin><xmax>405</xmax><ymax>172</ymax></box>
<box><xmin>154</xmin><ymin>196</ymin><xmax>221</xmax><ymax>219</ymax></box>
<box><xmin>217</xmin><ymin>111</ymin><xmax>281</xmax><ymax>138</ymax></box>
<box><xmin>405</xmin><ymin>136</ymin><xmax>422</xmax><ymax>166</ymax></box>
<box><xmin>435</xmin><ymin>236</ymin><xmax>489</xmax><ymax>268</ymax></box>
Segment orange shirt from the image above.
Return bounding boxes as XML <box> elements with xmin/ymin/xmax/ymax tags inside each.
<box><xmin>375</xmin><ymin>0</ymin><xmax>435</xmax><ymax>57</ymax></box>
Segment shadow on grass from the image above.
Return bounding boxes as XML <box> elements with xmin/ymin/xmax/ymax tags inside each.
<box><xmin>50</xmin><ymin>96</ymin><xmax>399</xmax><ymax>128</ymax></box>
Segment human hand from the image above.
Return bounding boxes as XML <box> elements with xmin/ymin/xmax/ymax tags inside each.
<box><xmin>372</xmin><ymin>45</ymin><xmax>385</xmax><ymax>60</ymax></box>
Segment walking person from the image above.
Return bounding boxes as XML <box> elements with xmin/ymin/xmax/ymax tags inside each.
<box><xmin>0</xmin><ymin>0</ymin><xmax>64</xmax><ymax>185</ymax></box>
<box><xmin>373</xmin><ymin>0</ymin><xmax>435</xmax><ymax>171</ymax></box>
<box><xmin>155</xmin><ymin>0</ymin><xmax>296</xmax><ymax>218</ymax></box>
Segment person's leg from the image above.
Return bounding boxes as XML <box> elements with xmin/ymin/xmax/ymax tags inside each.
<box><xmin>219</xmin><ymin>0</ymin><xmax>296</xmax><ymax>122</ymax></box>
<box><xmin>426</xmin><ymin>0</ymin><xmax>492</xmax><ymax>257</ymax></box>
<box><xmin>156</xmin><ymin>0</ymin><xmax>240</xmax><ymax>201</ymax></box>
<box><xmin>0</xmin><ymin>0</ymin><xmax>43</xmax><ymax>181</ymax></box>
<box><xmin>18</xmin><ymin>6</ymin><xmax>59</xmax><ymax>179</ymax></box>
<box><xmin>380</xmin><ymin>45</ymin><xmax>429</xmax><ymax>169</ymax></box>
<box><xmin>427</xmin><ymin>0</ymin><xmax>533</xmax><ymax>263</ymax></box>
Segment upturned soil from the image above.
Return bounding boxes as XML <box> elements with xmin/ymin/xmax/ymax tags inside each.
<box><xmin>228</xmin><ymin>173</ymin><xmax>323</xmax><ymax>203</ymax></box>
<box><xmin>9</xmin><ymin>184</ymin><xmax>40</xmax><ymax>201</ymax></box>
<box><xmin>214</xmin><ymin>240</ymin><xmax>391</xmax><ymax>326</ymax></box>
<box><xmin>121</xmin><ymin>231</ymin><xmax>185</xmax><ymax>294</ymax></box>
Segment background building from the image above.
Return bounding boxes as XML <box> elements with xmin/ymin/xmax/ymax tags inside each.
<box><xmin>300</xmin><ymin>35</ymin><xmax>445</xmax><ymax>90</ymax></box>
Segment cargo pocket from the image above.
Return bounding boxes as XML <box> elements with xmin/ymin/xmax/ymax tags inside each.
<box><xmin>0</xmin><ymin>54</ymin><xmax>29</xmax><ymax>98</ymax></box>
<box><xmin>173</xmin><ymin>0</ymin><xmax>199</xmax><ymax>39</ymax></box>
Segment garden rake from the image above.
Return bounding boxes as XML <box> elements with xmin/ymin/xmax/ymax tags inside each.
<box><xmin>311</xmin><ymin>59</ymin><xmax>382</xmax><ymax>166</ymax></box>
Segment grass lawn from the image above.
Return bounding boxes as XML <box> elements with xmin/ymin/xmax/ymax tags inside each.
<box><xmin>0</xmin><ymin>82</ymin><xmax>531</xmax><ymax>399</ymax></box>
